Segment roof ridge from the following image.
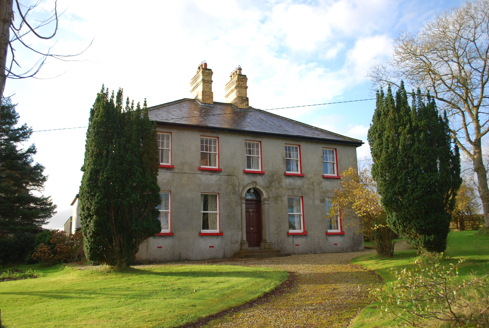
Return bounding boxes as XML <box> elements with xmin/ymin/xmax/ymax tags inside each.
<box><xmin>148</xmin><ymin>98</ymin><xmax>190</xmax><ymax>110</ymax></box>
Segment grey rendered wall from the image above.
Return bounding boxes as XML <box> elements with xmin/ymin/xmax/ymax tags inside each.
<box><xmin>136</xmin><ymin>125</ymin><xmax>364</xmax><ymax>262</ymax></box>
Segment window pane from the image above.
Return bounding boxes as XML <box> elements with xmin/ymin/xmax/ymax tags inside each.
<box><xmin>285</xmin><ymin>146</ymin><xmax>298</xmax><ymax>159</ymax></box>
<box><xmin>208</xmin><ymin>213</ymin><xmax>218</xmax><ymax>230</ymax></box>
<box><xmin>288</xmin><ymin>197</ymin><xmax>301</xmax><ymax>213</ymax></box>
<box><xmin>160</xmin><ymin>212</ymin><xmax>169</xmax><ymax>230</ymax></box>
<box><xmin>323</xmin><ymin>149</ymin><xmax>334</xmax><ymax>162</ymax></box>
<box><xmin>161</xmin><ymin>193</ymin><xmax>170</xmax><ymax>210</ymax></box>
<box><xmin>251</xmin><ymin>157</ymin><xmax>259</xmax><ymax>170</ymax></box>
<box><xmin>202</xmin><ymin>194</ymin><xmax>217</xmax><ymax>211</ymax></box>
<box><xmin>164</xmin><ymin>135</ymin><xmax>170</xmax><ymax>148</ymax></box>
<box><xmin>288</xmin><ymin>214</ymin><xmax>302</xmax><ymax>230</ymax></box>
<box><xmin>202</xmin><ymin>213</ymin><xmax>218</xmax><ymax>230</ymax></box>
<box><xmin>323</xmin><ymin>162</ymin><xmax>335</xmax><ymax>175</ymax></box>
<box><xmin>209</xmin><ymin>153</ymin><xmax>217</xmax><ymax>167</ymax></box>
<box><xmin>328</xmin><ymin>217</ymin><xmax>339</xmax><ymax>230</ymax></box>
<box><xmin>202</xmin><ymin>213</ymin><xmax>209</xmax><ymax>230</ymax></box>
<box><xmin>246</xmin><ymin>156</ymin><xmax>253</xmax><ymax>169</ymax></box>
<box><xmin>325</xmin><ymin>198</ymin><xmax>332</xmax><ymax>213</ymax></box>
<box><xmin>201</xmin><ymin>152</ymin><xmax>209</xmax><ymax>166</ymax></box>
<box><xmin>162</xmin><ymin>149</ymin><xmax>170</xmax><ymax>164</ymax></box>
<box><xmin>286</xmin><ymin>159</ymin><xmax>298</xmax><ymax>172</ymax></box>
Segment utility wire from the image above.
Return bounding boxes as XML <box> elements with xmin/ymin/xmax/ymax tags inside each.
<box><xmin>33</xmin><ymin>126</ymin><xmax>87</xmax><ymax>133</ymax></box>
<box><xmin>264</xmin><ymin>98</ymin><xmax>375</xmax><ymax>110</ymax></box>
<box><xmin>32</xmin><ymin>97</ymin><xmax>376</xmax><ymax>133</ymax></box>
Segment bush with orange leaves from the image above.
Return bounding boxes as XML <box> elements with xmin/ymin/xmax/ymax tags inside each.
<box><xmin>32</xmin><ymin>230</ymin><xmax>85</xmax><ymax>265</ymax></box>
<box><xmin>325</xmin><ymin>166</ymin><xmax>397</xmax><ymax>257</ymax></box>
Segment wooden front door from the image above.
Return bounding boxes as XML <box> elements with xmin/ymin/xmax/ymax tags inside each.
<box><xmin>246</xmin><ymin>199</ymin><xmax>262</xmax><ymax>247</ymax></box>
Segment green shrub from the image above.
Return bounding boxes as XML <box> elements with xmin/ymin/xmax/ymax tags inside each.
<box><xmin>0</xmin><ymin>268</ymin><xmax>38</xmax><ymax>281</ymax></box>
<box><xmin>31</xmin><ymin>230</ymin><xmax>85</xmax><ymax>265</ymax></box>
<box><xmin>0</xmin><ymin>233</ymin><xmax>36</xmax><ymax>264</ymax></box>
<box><xmin>371</xmin><ymin>254</ymin><xmax>489</xmax><ymax>327</ymax></box>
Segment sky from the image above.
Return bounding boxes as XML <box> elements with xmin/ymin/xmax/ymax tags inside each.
<box><xmin>4</xmin><ymin>0</ymin><xmax>467</xmax><ymax>230</ymax></box>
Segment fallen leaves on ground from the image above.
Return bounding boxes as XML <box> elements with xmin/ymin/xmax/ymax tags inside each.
<box><xmin>190</xmin><ymin>250</ymin><xmax>382</xmax><ymax>328</ymax></box>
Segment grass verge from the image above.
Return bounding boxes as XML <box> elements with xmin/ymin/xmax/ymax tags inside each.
<box><xmin>0</xmin><ymin>263</ymin><xmax>287</xmax><ymax>328</ymax></box>
<box><xmin>350</xmin><ymin>230</ymin><xmax>489</xmax><ymax>328</ymax></box>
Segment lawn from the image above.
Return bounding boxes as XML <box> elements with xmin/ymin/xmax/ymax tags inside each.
<box><xmin>0</xmin><ymin>263</ymin><xmax>288</xmax><ymax>328</ymax></box>
<box><xmin>350</xmin><ymin>230</ymin><xmax>489</xmax><ymax>327</ymax></box>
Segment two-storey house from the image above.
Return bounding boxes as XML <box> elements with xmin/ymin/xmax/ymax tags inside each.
<box><xmin>136</xmin><ymin>63</ymin><xmax>364</xmax><ymax>262</ymax></box>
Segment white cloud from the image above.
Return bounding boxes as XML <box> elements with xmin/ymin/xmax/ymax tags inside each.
<box><xmin>345</xmin><ymin>35</ymin><xmax>393</xmax><ymax>83</ymax></box>
<box><xmin>356</xmin><ymin>141</ymin><xmax>371</xmax><ymax>161</ymax></box>
<box><xmin>347</xmin><ymin>125</ymin><xmax>369</xmax><ymax>139</ymax></box>
<box><xmin>4</xmin><ymin>0</ymin><xmax>456</xmax><ymax>230</ymax></box>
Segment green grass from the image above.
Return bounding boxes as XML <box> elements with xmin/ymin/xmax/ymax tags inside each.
<box><xmin>350</xmin><ymin>231</ymin><xmax>489</xmax><ymax>328</ymax></box>
<box><xmin>0</xmin><ymin>263</ymin><xmax>287</xmax><ymax>328</ymax></box>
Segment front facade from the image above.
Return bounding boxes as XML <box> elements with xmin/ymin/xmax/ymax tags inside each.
<box><xmin>136</xmin><ymin>63</ymin><xmax>364</xmax><ymax>262</ymax></box>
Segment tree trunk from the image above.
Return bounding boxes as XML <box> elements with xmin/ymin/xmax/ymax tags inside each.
<box><xmin>473</xmin><ymin>141</ymin><xmax>489</xmax><ymax>228</ymax></box>
<box><xmin>0</xmin><ymin>0</ymin><xmax>12</xmax><ymax>101</ymax></box>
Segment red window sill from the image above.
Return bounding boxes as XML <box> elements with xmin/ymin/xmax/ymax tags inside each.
<box><xmin>284</xmin><ymin>173</ymin><xmax>305</xmax><ymax>177</ymax></box>
<box><xmin>287</xmin><ymin>232</ymin><xmax>308</xmax><ymax>236</ymax></box>
<box><xmin>199</xmin><ymin>167</ymin><xmax>223</xmax><ymax>172</ymax></box>
<box><xmin>159</xmin><ymin>165</ymin><xmax>174</xmax><ymax>169</ymax></box>
<box><xmin>243</xmin><ymin>170</ymin><xmax>265</xmax><ymax>174</ymax></box>
<box><xmin>323</xmin><ymin>175</ymin><xmax>340</xmax><ymax>179</ymax></box>
<box><xmin>155</xmin><ymin>232</ymin><xmax>174</xmax><ymax>236</ymax></box>
<box><xmin>199</xmin><ymin>232</ymin><xmax>223</xmax><ymax>236</ymax></box>
<box><xmin>326</xmin><ymin>232</ymin><xmax>345</xmax><ymax>235</ymax></box>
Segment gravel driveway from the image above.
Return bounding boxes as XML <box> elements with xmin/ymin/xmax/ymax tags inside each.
<box><xmin>193</xmin><ymin>249</ymin><xmax>381</xmax><ymax>328</ymax></box>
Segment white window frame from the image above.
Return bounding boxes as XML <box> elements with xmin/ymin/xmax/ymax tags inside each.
<box><xmin>200</xmin><ymin>137</ymin><xmax>219</xmax><ymax>168</ymax></box>
<box><xmin>158</xmin><ymin>191</ymin><xmax>171</xmax><ymax>233</ymax></box>
<box><xmin>201</xmin><ymin>193</ymin><xmax>220</xmax><ymax>233</ymax></box>
<box><xmin>287</xmin><ymin>196</ymin><xmax>304</xmax><ymax>233</ymax></box>
<box><xmin>326</xmin><ymin>198</ymin><xmax>341</xmax><ymax>233</ymax></box>
<box><xmin>158</xmin><ymin>133</ymin><xmax>172</xmax><ymax>165</ymax></box>
<box><xmin>285</xmin><ymin>145</ymin><xmax>301</xmax><ymax>173</ymax></box>
<box><xmin>245</xmin><ymin>141</ymin><xmax>261</xmax><ymax>171</ymax></box>
<box><xmin>322</xmin><ymin>148</ymin><xmax>337</xmax><ymax>176</ymax></box>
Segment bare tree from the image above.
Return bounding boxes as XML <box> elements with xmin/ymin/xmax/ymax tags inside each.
<box><xmin>369</xmin><ymin>0</ymin><xmax>489</xmax><ymax>228</ymax></box>
<box><xmin>0</xmin><ymin>1</ymin><xmax>89</xmax><ymax>107</ymax></box>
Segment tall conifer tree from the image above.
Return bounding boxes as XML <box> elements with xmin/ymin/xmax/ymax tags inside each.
<box><xmin>79</xmin><ymin>87</ymin><xmax>160</xmax><ymax>268</ymax></box>
<box><xmin>368</xmin><ymin>83</ymin><xmax>461</xmax><ymax>253</ymax></box>
<box><xmin>0</xmin><ymin>99</ymin><xmax>56</xmax><ymax>234</ymax></box>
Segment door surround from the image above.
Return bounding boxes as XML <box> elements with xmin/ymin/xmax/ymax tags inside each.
<box><xmin>240</xmin><ymin>182</ymin><xmax>271</xmax><ymax>250</ymax></box>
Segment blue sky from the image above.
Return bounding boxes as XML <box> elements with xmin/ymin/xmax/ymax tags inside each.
<box><xmin>4</xmin><ymin>0</ymin><xmax>467</xmax><ymax>229</ymax></box>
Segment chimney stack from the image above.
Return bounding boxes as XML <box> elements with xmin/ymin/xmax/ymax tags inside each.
<box><xmin>225</xmin><ymin>66</ymin><xmax>249</xmax><ymax>109</ymax></box>
<box><xmin>190</xmin><ymin>61</ymin><xmax>213</xmax><ymax>104</ymax></box>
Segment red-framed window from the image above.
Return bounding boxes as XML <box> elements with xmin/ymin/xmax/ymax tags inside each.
<box><xmin>287</xmin><ymin>196</ymin><xmax>307</xmax><ymax>235</ymax></box>
<box><xmin>155</xmin><ymin>191</ymin><xmax>174</xmax><ymax>236</ymax></box>
<box><xmin>244</xmin><ymin>140</ymin><xmax>265</xmax><ymax>174</ymax></box>
<box><xmin>158</xmin><ymin>132</ymin><xmax>174</xmax><ymax>169</ymax></box>
<box><xmin>322</xmin><ymin>147</ymin><xmax>340</xmax><ymax>179</ymax></box>
<box><xmin>199</xmin><ymin>193</ymin><xmax>223</xmax><ymax>236</ymax></box>
<box><xmin>284</xmin><ymin>144</ymin><xmax>304</xmax><ymax>177</ymax></box>
<box><xmin>325</xmin><ymin>198</ymin><xmax>344</xmax><ymax>235</ymax></box>
<box><xmin>199</xmin><ymin>136</ymin><xmax>222</xmax><ymax>172</ymax></box>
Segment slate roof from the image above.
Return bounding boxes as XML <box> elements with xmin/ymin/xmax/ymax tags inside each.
<box><xmin>148</xmin><ymin>98</ymin><xmax>363</xmax><ymax>146</ymax></box>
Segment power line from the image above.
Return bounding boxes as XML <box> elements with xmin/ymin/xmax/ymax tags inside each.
<box><xmin>33</xmin><ymin>126</ymin><xmax>87</xmax><ymax>132</ymax></box>
<box><xmin>263</xmin><ymin>98</ymin><xmax>375</xmax><ymax>110</ymax></box>
<box><xmin>31</xmin><ymin>97</ymin><xmax>376</xmax><ymax>133</ymax></box>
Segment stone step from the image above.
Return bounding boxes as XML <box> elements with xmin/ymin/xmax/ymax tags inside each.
<box><xmin>233</xmin><ymin>248</ymin><xmax>290</xmax><ymax>259</ymax></box>
<box><xmin>238</xmin><ymin>249</ymin><xmax>282</xmax><ymax>255</ymax></box>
